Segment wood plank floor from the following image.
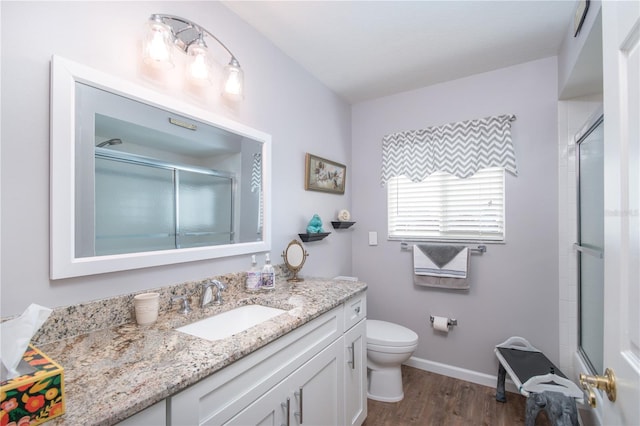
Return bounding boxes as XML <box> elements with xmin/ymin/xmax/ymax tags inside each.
<box><xmin>363</xmin><ymin>365</ymin><xmax>551</xmax><ymax>426</ymax></box>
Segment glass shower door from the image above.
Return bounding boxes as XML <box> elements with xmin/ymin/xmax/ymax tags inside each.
<box><xmin>94</xmin><ymin>154</ymin><xmax>235</xmax><ymax>255</ymax></box>
<box><xmin>576</xmin><ymin>114</ymin><xmax>604</xmax><ymax>374</ymax></box>
<box><xmin>177</xmin><ymin>170</ymin><xmax>233</xmax><ymax>248</ymax></box>
<box><xmin>95</xmin><ymin>157</ymin><xmax>175</xmax><ymax>255</ymax></box>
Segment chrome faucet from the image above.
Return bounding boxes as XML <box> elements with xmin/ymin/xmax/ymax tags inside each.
<box><xmin>201</xmin><ymin>280</ymin><xmax>226</xmax><ymax>307</ymax></box>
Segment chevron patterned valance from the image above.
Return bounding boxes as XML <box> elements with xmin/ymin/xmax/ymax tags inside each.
<box><xmin>251</xmin><ymin>153</ymin><xmax>262</xmax><ymax>192</ymax></box>
<box><xmin>381</xmin><ymin>114</ymin><xmax>517</xmax><ymax>185</ymax></box>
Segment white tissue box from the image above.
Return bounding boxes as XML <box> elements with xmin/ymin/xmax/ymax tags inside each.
<box><xmin>0</xmin><ymin>345</ymin><xmax>65</xmax><ymax>425</ymax></box>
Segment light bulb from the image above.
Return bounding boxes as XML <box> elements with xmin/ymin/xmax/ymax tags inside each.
<box><xmin>187</xmin><ymin>39</ymin><xmax>212</xmax><ymax>86</ymax></box>
<box><xmin>191</xmin><ymin>54</ymin><xmax>208</xmax><ymax>80</ymax></box>
<box><xmin>143</xmin><ymin>19</ymin><xmax>174</xmax><ymax>69</ymax></box>
<box><xmin>222</xmin><ymin>58</ymin><xmax>244</xmax><ymax>100</ymax></box>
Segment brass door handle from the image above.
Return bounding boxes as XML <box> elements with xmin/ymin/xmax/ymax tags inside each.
<box><xmin>579</xmin><ymin>368</ymin><xmax>616</xmax><ymax>407</ymax></box>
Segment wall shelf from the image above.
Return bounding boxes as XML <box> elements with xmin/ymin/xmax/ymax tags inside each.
<box><xmin>298</xmin><ymin>232</ymin><xmax>331</xmax><ymax>242</ymax></box>
<box><xmin>331</xmin><ymin>221</ymin><xmax>355</xmax><ymax>229</ymax></box>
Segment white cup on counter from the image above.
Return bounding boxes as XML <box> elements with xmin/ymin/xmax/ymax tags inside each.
<box><xmin>133</xmin><ymin>292</ymin><xmax>160</xmax><ymax>325</ymax></box>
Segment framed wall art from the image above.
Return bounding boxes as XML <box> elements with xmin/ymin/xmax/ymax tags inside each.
<box><xmin>305</xmin><ymin>153</ymin><xmax>346</xmax><ymax>194</ymax></box>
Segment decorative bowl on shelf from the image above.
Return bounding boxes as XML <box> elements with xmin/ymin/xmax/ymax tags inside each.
<box><xmin>298</xmin><ymin>232</ymin><xmax>331</xmax><ymax>242</ymax></box>
<box><xmin>331</xmin><ymin>221</ymin><xmax>355</xmax><ymax>229</ymax></box>
<box><xmin>338</xmin><ymin>209</ymin><xmax>351</xmax><ymax>221</ymax></box>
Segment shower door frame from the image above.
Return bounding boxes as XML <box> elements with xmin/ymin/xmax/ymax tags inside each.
<box><xmin>574</xmin><ymin>107</ymin><xmax>604</xmax><ymax>375</ymax></box>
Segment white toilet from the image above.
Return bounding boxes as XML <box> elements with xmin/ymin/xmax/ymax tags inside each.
<box><xmin>366</xmin><ymin>319</ymin><xmax>419</xmax><ymax>402</ymax></box>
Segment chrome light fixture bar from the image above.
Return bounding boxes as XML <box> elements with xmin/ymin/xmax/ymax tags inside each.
<box><xmin>143</xmin><ymin>14</ymin><xmax>244</xmax><ymax>100</ymax></box>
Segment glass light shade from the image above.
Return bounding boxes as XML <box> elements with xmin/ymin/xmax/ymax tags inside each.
<box><xmin>143</xmin><ymin>20</ymin><xmax>174</xmax><ymax>69</ymax></box>
<box><xmin>222</xmin><ymin>59</ymin><xmax>244</xmax><ymax>100</ymax></box>
<box><xmin>187</xmin><ymin>41</ymin><xmax>213</xmax><ymax>86</ymax></box>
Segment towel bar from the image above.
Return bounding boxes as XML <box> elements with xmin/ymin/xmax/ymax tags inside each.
<box><xmin>400</xmin><ymin>242</ymin><xmax>486</xmax><ymax>254</ymax></box>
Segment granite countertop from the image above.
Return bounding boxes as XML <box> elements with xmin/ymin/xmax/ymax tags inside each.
<box><xmin>40</xmin><ymin>277</ymin><xmax>366</xmax><ymax>425</ymax></box>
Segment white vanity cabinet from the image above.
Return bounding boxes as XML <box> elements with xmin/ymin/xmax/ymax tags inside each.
<box><xmin>167</xmin><ymin>291</ymin><xmax>367</xmax><ymax>426</ymax></box>
<box><xmin>226</xmin><ymin>338</ymin><xmax>344</xmax><ymax>425</ymax></box>
<box><xmin>343</xmin><ymin>293</ymin><xmax>367</xmax><ymax>426</ymax></box>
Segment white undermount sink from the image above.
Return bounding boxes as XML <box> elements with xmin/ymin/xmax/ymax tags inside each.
<box><xmin>176</xmin><ymin>305</ymin><xmax>286</xmax><ymax>341</ymax></box>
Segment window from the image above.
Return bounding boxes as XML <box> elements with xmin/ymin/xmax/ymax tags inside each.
<box><xmin>387</xmin><ymin>167</ymin><xmax>505</xmax><ymax>242</ymax></box>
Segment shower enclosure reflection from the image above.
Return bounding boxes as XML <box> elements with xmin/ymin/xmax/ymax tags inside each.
<box><xmin>93</xmin><ymin>151</ymin><xmax>234</xmax><ymax>256</ymax></box>
<box><xmin>75</xmin><ymin>82</ymin><xmax>262</xmax><ymax>257</ymax></box>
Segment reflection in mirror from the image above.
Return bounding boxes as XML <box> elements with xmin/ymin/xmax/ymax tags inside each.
<box><xmin>282</xmin><ymin>240</ymin><xmax>308</xmax><ymax>282</ymax></box>
<box><xmin>50</xmin><ymin>56</ymin><xmax>271</xmax><ymax>278</ymax></box>
<box><xmin>75</xmin><ymin>82</ymin><xmax>263</xmax><ymax>257</ymax></box>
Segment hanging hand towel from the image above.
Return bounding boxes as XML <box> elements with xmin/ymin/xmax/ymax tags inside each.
<box><xmin>413</xmin><ymin>244</ymin><xmax>470</xmax><ymax>289</ymax></box>
<box><xmin>413</xmin><ymin>244</ymin><xmax>468</xmax><ymax>278</ymax></box>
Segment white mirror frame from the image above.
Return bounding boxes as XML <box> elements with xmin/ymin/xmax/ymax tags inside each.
<box><xmin>50</xmin><ymin>55</ymin><xmax>271</xmax><ymax>279</ymax></box>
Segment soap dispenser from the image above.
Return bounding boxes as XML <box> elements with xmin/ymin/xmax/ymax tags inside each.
<box><xmin>261</xmin><ymin>253</ymin><xmax>275</xmax><ymax>291</ymax></box>
<box><xmin>246</xmin><ymin>255</ymin><xmax>261</xmax><ymax>291</ymax></box>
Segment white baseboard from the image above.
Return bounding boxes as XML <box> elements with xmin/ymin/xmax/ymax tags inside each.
<box><xmin>404</xmin><ymin>356</ymin><xmax>520</xmax><ymax>395</ymax></box>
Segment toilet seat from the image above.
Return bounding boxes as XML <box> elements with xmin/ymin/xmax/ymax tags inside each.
<box><xmin>367</xmin><ymin>342</ymin><xmax>417</xmax><ymax>354</ymax></box>
<box><xmin>367</xmin><ymin>320</ymin><xmax>418</xmax><ymax>347</ymax></box>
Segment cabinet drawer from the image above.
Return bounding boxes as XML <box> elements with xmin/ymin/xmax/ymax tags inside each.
<box><xmin>344</xmin><ymin>293</ymin><xmax>366</xmax><ymax>331</ymax></box>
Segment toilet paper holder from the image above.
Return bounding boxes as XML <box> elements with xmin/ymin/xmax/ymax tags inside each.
<box><xmin>429</xmin><ymin>316</ymin><xmax>458</xmax><ymax>327</ymax></box>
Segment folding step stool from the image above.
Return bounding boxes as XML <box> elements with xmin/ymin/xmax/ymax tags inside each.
<box><xmin>495</xmin><ymin>336</ymin><xmax>584</xmax><ymax>426</ymax></box>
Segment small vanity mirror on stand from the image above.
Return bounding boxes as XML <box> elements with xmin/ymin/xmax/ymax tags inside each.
<box><xmin>282</xmin><ymin>240</ymin><xmax>308</xmax><ymax>282</ymax></box>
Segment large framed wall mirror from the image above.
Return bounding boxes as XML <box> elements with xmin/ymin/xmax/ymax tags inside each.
<box><xmin>50</xmin><ymin>56</ymin><xmax>271</xmax><ymax>279</ymax></box>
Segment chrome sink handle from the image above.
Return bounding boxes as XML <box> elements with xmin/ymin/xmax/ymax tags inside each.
<box><xmin>170</xmin><ymin>295</ymin><xmax>192</xmax><ymax>314</ymax></box>
<box><xmin>211</xmin><ymin>280</ymin><xmax>226</xmax><ymax>305</ymax></box>
<box><xmin>201</xmin><ymin>280</ymin><xmax>226</xmax><ymax>307</ymax></box>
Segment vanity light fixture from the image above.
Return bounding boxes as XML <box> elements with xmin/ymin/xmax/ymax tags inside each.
<box><xmin>143</xmin><ymin>14</ymin><xmax>244</xmax><ymax>100</ymax></box>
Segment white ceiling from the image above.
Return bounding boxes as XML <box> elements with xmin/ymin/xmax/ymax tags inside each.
<box><xmin>222</xmin><ymin>0</ymin><xmax>578</xmax><ymax>104</ymax></box>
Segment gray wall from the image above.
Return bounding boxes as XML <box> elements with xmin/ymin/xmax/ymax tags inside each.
<box><xmin>351</xmin><ymin>57</ymin><xmax>559</xmax><ymax>376</ymax></box>
<box><xmin>0</xmin><ymin>1</ymin><xmax>352</xmax><ymax>316</ymax></box>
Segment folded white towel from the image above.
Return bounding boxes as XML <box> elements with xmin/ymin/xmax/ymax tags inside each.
<box><xmin>413</xmin><ymin>245</ymin><xmax>468</xmax><ymax>278</ymax></box>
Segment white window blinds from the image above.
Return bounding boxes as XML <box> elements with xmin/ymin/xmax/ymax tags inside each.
<box><xmin>382</xmin><ymin>114</ymin><xmax>516</xmax><ymax>242</ymax></box>
<box><xmin>387</xmin><ymin>167</ymin><xmax>505</xmax><ymax>242</ymax></box>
